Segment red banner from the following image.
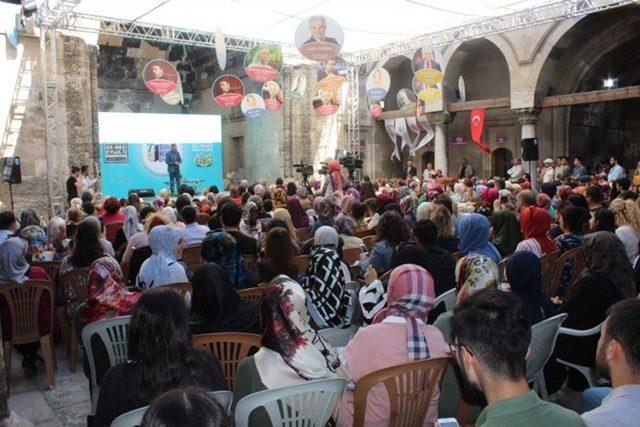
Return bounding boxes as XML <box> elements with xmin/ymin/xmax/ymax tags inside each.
<box><xmin>470</xmin><ymin>108</ymin><xmax>490</xmax><ymax>154</ymax></box>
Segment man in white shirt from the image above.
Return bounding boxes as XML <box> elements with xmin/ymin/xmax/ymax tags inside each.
<box><xmin>422</xmin><ymin>162</ymin><xmax>435</xmax><ymax>181</ymax></box>
<box><xmin>542</xmin><ymin>158</ymin><xmax>555</xmax><ymax>183</ymax></box>
<box><xmin>181</xmin><ymin>205</ymin><xmax>209</xmax><ymax>246</ymax></box>
<box><xmin>507</xmin><ymin>158</ymin><xmax>523</xmax><ymax>182</ymax></box>
<box><xmin>0</xmin><ymin>210</ymin><xmax>17</xmax><ymax>242</ymax></box>
<box><xmin>582</xmin><ymin>299</ymin><xmax>640</xmax><ymax>427</ymax></box>
<box><xmin>80</xmin><ymin>165</ymin><xmax>99</xmax><ymax>196</ymax></box>
<box><xmin>607</xmin><ymin>157</ymin><xmax>626</xmax><ymax>183</ymax></box>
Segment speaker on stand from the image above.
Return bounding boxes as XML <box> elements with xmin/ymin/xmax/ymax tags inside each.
<box><xmin>3</xmin><ymin>157</ymin><xmax>22</xmax><ymax>211</ymax></box>
<box><xmin>520</xmin><ymin>138</ymin><xmax>539</xmax><ymax>188</ymax></box>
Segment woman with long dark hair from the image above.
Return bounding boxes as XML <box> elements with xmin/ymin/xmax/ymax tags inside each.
<box><xmin>259</xmin><ymin>227</ymin><xmax>299</xmax><ymax>282</ymax></box>
<box><xmin>59</xmin><ymin>219</ymin><xmax>106</xmax><ymax>276</ymax></box>
<box><xmin>93</xmin><ymin>288</ymin><xmax>225</xmax><ymax>426</ymax></box>
<box><xmin>360</xmin><ymin>211</ymin><xmax>411</xmax><ymax>275</ymax></box>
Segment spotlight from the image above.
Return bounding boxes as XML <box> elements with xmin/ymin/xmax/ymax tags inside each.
<box><xmin>603</xmin><ymin>78</ymin><xmax>617</xmax><ymax>89</ymax></box>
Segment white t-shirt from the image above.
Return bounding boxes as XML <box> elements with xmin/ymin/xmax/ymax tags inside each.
<box><xmin>182</xmin><ymin>222</ymin><xmax>210</xmax><ymax>246</ymax></box>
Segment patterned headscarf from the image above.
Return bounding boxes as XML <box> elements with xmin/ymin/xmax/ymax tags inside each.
<box><xmin>0</xmin><ymin>238</ymin><xmax>29</xmax><ymax>283</ymax></box>
<box><xmin>273</xmin><ymin>188</ymin><xmax>288</xmax><ymax>209</ymax></box>
<box><xmin>123</xmin><ymin>206</ymin><xmax>141</xmax><ymax>241</ymax></box>
<box><xmin>201</xmin><ymin>231</ymin><xmax>248</xmax><ymax>288</ymax></box>
<box><xmin>79</xmin><ymin>257</ymin><xmax>141</xmax><ymax>324</ymax></box>
<box><xmin>455</xmin><ymin>255</ymin><xmax>499</xmax><ymax>303</ymax></box>
<box><xmin>241</xmin><ymin>202</ymin><xmax>261</xmax><ymax>240</ymax></box>
<box><xmin>373</xmin><ymin>264</ymin><xmax>435</xmax><ymax>360</ymax></box>
<box><xmin>346</xmin><ymin>187</ymin><xmax>360</xmax><ymax>203</ymax></box>
<box><xmin>305</xmin><ymin>244</ymin><xmax>350</xmax><ymax>327</ymax></box>
<box><xmin>583</xmin><ymin>231</ymin><xmax>635</xmax><ymax>298</ymax></box>
<box><xmin>296</xmin><ymin>185</ymin><xmax>308</xmax><ymax>200</ymax></box>
<box><xmin>335</xmin><ymin>215</ymin><xmax>356</xmax><ymax>236</ymax></box>
<box><xmin>318</xmin><ymin>199</ymin><xmax>337</xmax><ymax>222</ymax></box>
<box><xmin>19</xmin><ymin>225</ymin><xmax>47</xmax><ymax>262</ymax></box>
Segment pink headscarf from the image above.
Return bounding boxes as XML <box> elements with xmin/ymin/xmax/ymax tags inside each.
<box><xmin>329</xmin><ymin>160</ymin><xmax>346</xmax><ymax>192</ymax></box>
<box><xmin>483</xmin><ymin>187</ymin><xmax>499</xmax><ymax>206</ymax></box>
<box><xmin>373</xmin><ymin>264</ymin><xmax>435</xmax><ymax>360</ymax></box>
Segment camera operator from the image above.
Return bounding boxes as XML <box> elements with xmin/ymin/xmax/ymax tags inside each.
<box><xmin>321</xmin><ymin>159</ymin><xmax>347</xmax><ymax>197</ymax></box>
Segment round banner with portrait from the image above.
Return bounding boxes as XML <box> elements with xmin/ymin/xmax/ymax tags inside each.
<box><xmin>212</xmin><ymin>75</ymin><xmax>245</xmax><ymax>108</ymax></box>
<box><xmin>412</xmin><ymin>76</ymin><xmax>442</xmax><ymax>104</ymax></box>
<box><xmin>317</xmin><ymin>56</ymin><xmax>347</xmax><ymax>90</ymax></box>
<box><xmin>143</xmin><ymin>59</ymin><xmax>179</xmax><ymax>95</ymax></box>
<box><xmin>367</xmin><ymin>98</ymin><xmax>384</xmax><ymax>118</ymax></box>
<box><xmin>313</xmin><ymin>88</ymin><xmax>340</xmax><ymax>117</ymax></box>
<box><xmin>411</xmin><ymin>46</ymin><xmax>444</xmax><ymax>85</ymax></box>
<box><xmin>365</xmin><ymin>67</ymin><xmax>391</xmax><ymax>101</ymax></box>
<box><xmin>262</xmin><ymin>81</ymin><xmax>283</xmax><ymax>112</ymax></box>
<box><xmin>244</xmin><ymin>44</ymin><xmax>283</xmax><ymax>83</ymax></box>
<box><xmin>241</xmin><ymin>93</ymin><xmax>266</xmax><ymax>118</ymax></box>
<box><xmin>295</xmin><ymin>15</ymin><xmax>344</xmax><ymax>62</ymax></box>
<box><xmin>397</xmin><ymin>89</ymin><xmax>417</xmax><ymax>112</ymax></box>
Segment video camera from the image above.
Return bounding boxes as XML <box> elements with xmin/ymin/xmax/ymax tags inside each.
<box><xmin>318</xmin><ymin>162</ymin><xmax>328</xmax><ymax>175</ymax></box>
<box><xmin>293</xmin><ymin>160</ymin><xmax>315</xmax><ymax>183</ymax></box>
<box><xmin>337</xmin><ymin>151</ymin><xmax>364</xmax><ymax>182</ymax></box>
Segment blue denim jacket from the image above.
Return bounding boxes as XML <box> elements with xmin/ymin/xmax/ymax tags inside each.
<box><xmin>360</xmin><ymin>240</ymin><xmax>394</xmax><ymax>275</ymax></box>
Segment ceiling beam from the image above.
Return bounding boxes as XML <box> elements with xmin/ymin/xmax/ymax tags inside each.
<box><xmin>540</xmin><ymin>85</ymin><xmax>640</xmax><ymax>107</ymax></box>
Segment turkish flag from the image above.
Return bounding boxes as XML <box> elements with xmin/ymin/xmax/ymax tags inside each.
<box><xmin>470</xmin><ymin>108</ymin><xmax>490</xmax><ymax>154</ymax></box>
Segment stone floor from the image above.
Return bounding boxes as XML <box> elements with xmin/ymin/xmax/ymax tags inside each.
<box><xmin>6</xmin><ymin>344</ymin><xmax>90</xmax><ymax>426</ymax></box>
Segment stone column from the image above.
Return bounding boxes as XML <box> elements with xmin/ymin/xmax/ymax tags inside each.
<box><xmin>515</xmin><ymin>108</ymin><xmax>540</xmax><ymax>183</ymax></box>
<box><xmin>432</xmin><ymin>112</ymin><xmax>453</xmax><ymax>177</ymax></box>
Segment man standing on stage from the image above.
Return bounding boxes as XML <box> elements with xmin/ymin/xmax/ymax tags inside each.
<box><xmin>405</xmin><ymin>159</ymin><xmax>417</xmax><ymax>181</ymax></box>
<box><xmin>459</xmin><ymin>158</ymin><xmax>474</xmax><ymax>179</ymax></box>
<box><xmin>165</xmin><ymin>144</ymin><xmax>182</xmax><ymax>195</ymax></box>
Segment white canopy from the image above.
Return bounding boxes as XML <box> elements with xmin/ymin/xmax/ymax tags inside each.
<box><xmin>73</xmin><ymin>0</ymin><xmax>556</xmax><ymax>52</ymax></box>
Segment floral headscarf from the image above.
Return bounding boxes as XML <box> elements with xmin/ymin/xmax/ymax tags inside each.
<box><xmin>373</xmin><ymin>264</ymin><xmax>435</xmax><ymax>360</ymax></box>
<box><xmin>20</xmin><ymin>225</ymin><xmax>47</xmax><ymax>262</ymax></box>
<box><xmin>455</xmin><ymin>255</ymin><xmax>499</xmax><ymax>303</ymax></box>
<box><xmin>346</xmin><ymin>187</ymin><xmax>360</xmax><ymax>203</ymax></box>
<box><xmin>201</xmin><ymin>231</ymin><xmax>248</xmax><ymax>288</ymax></box>
<box><xmin>79</xmin><ymin>257</ymin><xmax>141</xmax><ymax>324</ymax></box>
<box><xmin>241</xmin><ymin>202</ymin><xmax>261</xmax><ymax>240</ymax></box>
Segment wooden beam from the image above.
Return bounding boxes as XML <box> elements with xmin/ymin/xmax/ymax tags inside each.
<box><xmin>540</xmin><ymin>85</ymin><xmax>640</xmax><ymax>108</ymax></box>
<box><xmin>448</xmin><ymin>97</ymin><xmax>511</xmax><ymax>112</ymax></box>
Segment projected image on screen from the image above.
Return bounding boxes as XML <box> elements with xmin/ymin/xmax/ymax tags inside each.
<box><xmin>98</xmin><ymin>113</ymin><xmax>223</xmax><ymax>198</ymax></box>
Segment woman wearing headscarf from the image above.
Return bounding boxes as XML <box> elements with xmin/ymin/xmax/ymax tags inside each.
<box><xmin>490</xmin><ymin>210</ymin><xmax>523</xmax><ymax>257</ymax></box>
<box><xmin>136</xmin><ymin>225</ymin><xmax>187</xmax><ymax>289</ymax></box>
<box><xmin>309</xmin><ymin>198</ymin><xmax>338</xmax><ymax>236</ymax></box>
<box><xmin>201</xmin><ymin>231</ymin><xmax>254</xmax><ymax>289</ymax></box>
<box><xmin>0</xmin><ymin>238</ymin><xmax>52</xmax><ymax>376</ymax></box>
<box><xmin>338</xmin><ymin>264</ymin><xmax>449</xmax><ymax>427</ymax></box>
<box><xmin>506</xmin><ymin>251</ymin><xmax>555</xmax><ymax>325</ymax></box>
<box><xmin>47</xmin><ymin>217</ymin><xmax>69</xmax><ymax>260</ymax></box>
<box><xmin>616</xmin><ymin>225</ymin><xmax>639</xmax><ymax>269</ymax></box>
<box><xmin>346</xmin><ymin>187</ymin><xmax>360</xmax><ymax>203</ymax></box>
<box><xmin>482</xmin><ymin>186</ymin><xmax>499</xmax><ymax>207</ymax></box>
<box><xmin>234</xmin><ymin>282</ymin><xmax>341</xmax><ymax>426</ymax></box>
<box><xmin>433</xmin><ymin>254</ymin><xmax>500</xmax><ymax>419</ymax></box>
<box><xmin>286</xmin><ymin>193</ymin><xmax>310</xmax><ymax>230</ymax></box>
<box><xmin>77</xmin><ymin>257</ymin><xmax>140</xmax><ymax>326</ymax></box>
<box><xmin>240</xmin><ymin>201</ymin><xmax>262</xmax><ymax>240</ymax></box>
<box><xmin>335</xmin><ymin>215</ymin><xmax>364</xmax><ymax>251</ymax></box>
<box><xmin>340</xmin><ymin>194</ymin><xmax>356</xmax><ymax>217</ymax></box>
<box><xmin>515</xmin><ymin>206</ymin><xmax>556</xmax><ymax>257</ymax></box>
<box><xmin>161</xmin><ymin>207</ymin><xmax>184</xmax><ymax>229</ymax></box>
<box><xmin>190</xmin><ymin>263</ymin><xmax>260</xmax><ymax>335</ymax></box>
<box><xmin>113</xmin><ymin>206</ymin><xmax>142</xmax><ymax>257</ymax></box>
<box><xmin>553</xmin><ymin>231</ymin><xmax>633</xmax><ymax>391</ymax></box>
<box><xmin>305</xmin><ymin>226</ymin><xmax>351</xmax><ymax>328</ymax></box>
<box><xmin>272</xmin><ymin>208</ymin><xmax>301</xmax><ymax>251</ymax></box>
<box><xmin>322</xmin><ymin>159</ymin><xmax>347</xmax><ymax>198</ymax></box>
<box><xmin>457</xmin><ymin>214</ymin><xmax>501</xmax><ymax>263</ymax></box>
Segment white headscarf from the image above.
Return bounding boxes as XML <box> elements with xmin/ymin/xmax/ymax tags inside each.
<box><xmin>0</xmin><ymin>238</ymin><xmax>30</xmax><ymax>284</ymax></box>
<box><xmin>123</xmin><ymin>206</ymin><xmax>141</xmax><ymax>241</ymax></box>
<box><xmin>616</xmin><ymin>225</ymin><xmax>639</xmax><ymax>267</ymax></box>
<box><xmin>161</xmin><ymin>207</ymin><xmax>178</xmax><ymax>224</ymax></box>
<box><xmin>313</xmin><ymin>226</ymin><xmax>339</xmax><ymax>246</ymax></box>
<box><xmin>136</xmin><ymin>225</ymin><xmax>187</xmax><ymax>289</ymax></box>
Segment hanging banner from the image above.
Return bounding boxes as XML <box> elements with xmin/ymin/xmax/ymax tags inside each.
<box><xmin>215</xmin><ymin>28</ymin><xmax>226</xmax><ymax>71</ymax></box>
<box><xmin>384</xmin><ymin>119</ymin><xmax>401</xmax><ymax>161</ymax></box>
<box><xmin>365</xmin><ymin>67</ymin><xmax>390</xmax><ymax>101</ymax></box>
<box><xmin>395</xmin><ymin>118</ymin><xmax>411</xmax><ymax>153</ymax></box>
<box><xmin>397</xmin><ymin>89</ymin><xmax>417</xmax><ymax>112</ymax></box>
<box><xmin>244</xmin><ymin>44</ymin><xmax>283</xmax><ymax>83</ymax></box>
<box><xmin>415</xmin><ymin>113</ymin><xmax>435</xmax><ymax>153</ymax></box>
<box><xmin>295</xmin><ymin>15</ymin><xmax>344</xmax><ymax>61</ymax></box>
<box><xmin>313</xmin><ymin>89</ymin><xmax>340</xmax><ymax>117</ymax></box>
<box><xmin>411</xmin><ymin>46</ymin><xmax>444</xmax><ymax>85</ymax></box>
<box><xmin>241</xmin><ymin>94</ymin><xmax>266</xmax><ymax>118</ymax></box>
<box><xmin>160</xmin><ymin>70</ymin><xmax>184</xmax><ymax>105</ymax></box>
<box><xmin>470</xmin><ymin>108</ymin><xmax>490</xmax><ymax>154</ymax></box>
<box><xmin>458</xmin><ymin>75</ymin><xmax>466</xmax><ymax>102</ymax></box>
<box><xmin>212</xmin><ymin>75</ymin><xmax>244</xmax><ymax>108</ymax></box>
<box><xmin>262</xmin><ymin>81</ymin><xmax>283</xmax><ymax>112</ymax></box>
<box><xmin>317</xmin><ymin>56</ymin><xmax>347</xmax><ymax>90</ymax></box>
<box><xmin>291</xmin><ymin>72</ymin><xmax>307</xmax><ymax>100</ymax></box>
<box><xmin>143</xmin><ymin>59</ymin><xmax>178</xmax><ymax>95</ymax></box>
<box><xmin>405</xmin><ymin>116</ymin><xmax>422</xmax><ymax>156</ymax></box>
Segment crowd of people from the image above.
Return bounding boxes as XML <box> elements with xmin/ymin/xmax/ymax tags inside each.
<box><xmin>1</xmin><ymin>156</ymin><xmax>640</xmax><ymax>426</ymax></box>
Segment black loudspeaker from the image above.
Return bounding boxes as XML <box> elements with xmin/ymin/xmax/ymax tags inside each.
<box><xmin>521</xmin><ymin>138</ymin><xmax>539</xmax><ymax>161</ymax></box>
<box><xmin>128</xmin><ymin>188</ymin><xmax>155</xmax><ymax>198</ymax></box>
<box><xmin>2</xmin><ymin>157</ymin><xmax>21</xmax><ymax>184</ymax></box>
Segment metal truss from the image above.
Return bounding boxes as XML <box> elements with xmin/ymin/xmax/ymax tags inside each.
<box><xmin>40</xmin><ymin>26</ymin><xmax>66</xmax><ymax>217</ymax></box>
<box><xmin>348</xmin><ymin>0</ymin><xmax>637</xmax><ymax>64</ymax></box>
<box><xmin>346</xmin><ymin>64</ymin><xmax>362</xmax><ymax>181</ymax></box>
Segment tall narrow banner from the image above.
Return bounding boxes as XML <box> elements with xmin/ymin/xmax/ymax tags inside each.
<box><xmin>215</xmin><ymin>28</ymin><xmax>226</xmax><ymax>71</ymax></box>
<box><xmin>384</xmin><ymin>119</ymin><xmax>401</xmax><ymax>161</ymax></box>
<box><xmin>395</xmin><ymin>118</ymin><xmax>411</xmax><ymax>153</ymax></box>
<box><xmin>415</xmin><ymin>114</ymin><xmax>435</xmax><ymax>153</ymax></box>
<box><xmin>470</xmin><ymin>108</ymin><xmax>490</xmax><ymax>154</ymax></box>
<box><xmin>405</xmin><ymin>116</ymin><xmax>421</xmax><ymax>156</ymax></box>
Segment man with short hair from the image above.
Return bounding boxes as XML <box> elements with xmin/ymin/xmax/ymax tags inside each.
<box><xmin>581</xmin><ymin>299</ymin><xmax>640</xmax><ymax>427</ymax></box>
<box><xmin>0</xmin><ymin>210</ymin><xmax>17</xmax><ymax>241</ymax></box>
<box><xmin>422</xmin><ymin>162</ymin><xmax>435</xmax><ymax>181</ymax></box>
<box><xmin>80</xmin><ymin>165</ymin><xmax>100</xmax><ymax>196</ymax></box>
<box><xmin>165</xmin><ymin>144</ymin><xmax>182</xmax><ymax>195</ymax></box>
<box><xmin>405</xmin><ymin>159</ymin><xmax>417</xmax><ymax>181</ymax></box>
<box><xmin>459</xmin><ymin>158</ymin><xmax>474</xmax><ymax>179</ymax></box>
<box><xmin>181</xmin><ymin>206</ymin><xmax>209</xmax><ymax>246</ymax></box>
<box><xmin>303</xmin><ymin>16</ymin><xmax>339</xmax><ymax>45</ymax></box>
<box><xmin>607</xmin><ymin>157</ymin><xmax>626</xmax><ymax>183</ymax></box>
<box><xmin>517</xmin><ymin>190</ymin><xmax>536</xmax><ymax>211</ymax></box>
<box><xmin>221</xmin><ymin>203</ymin><xmax>258</xmax><ymax>256</ymax></box>
<box><xmin>452</xmin><ymin>289</ymin><xmax>586</xmax><ymax>427</ymax></box>
<box><xmin>66</xmin><ymin>166</ymin><xmax>81</xmax><ymax>204</ymax></box>
<box><xmin>507</xmin><ymin>158</ymin><xmax>523</xmax><ymax>183</ymax></box>
<box><xmin>555</xmin><ymin>157</ymin><xmax>572</xmax><ymax>182</ymax></box>
<box><xmin>412</xmin><ymin>219</ymin><xmax>456</xmax><ymax>296</ymax></box>
<box><xmin>573</xmin><ymin>157</ymin><xmax>588</xmax><ymax>179</ymax></box>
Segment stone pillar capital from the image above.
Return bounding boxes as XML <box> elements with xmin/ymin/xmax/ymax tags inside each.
<box><xmin>515</xmin><ymin>108</ymin><xmax>541</xmax><ymax>125</ymax></box>
<box><xmin>431</xmin><ymin>111</ymin><xmax>454</xmax><ymax>126</ymax></box>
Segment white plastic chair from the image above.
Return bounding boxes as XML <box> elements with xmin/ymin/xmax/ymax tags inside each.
<box><xmin>318</xmin><ymin>325</ymin><xmax>359</xmax><ymax>348</ymax></box>
<box><xmin>111</xmin><ymin>390</ymin><xmax>233</xmax><ymax>427</ymax></box>
<box><xmin>433</xmin><ymin>288</ymin><xmax>456</xmax><ymax>313</ymax></box>
<box><xmin>556</xmin><ymin>321</ymin><xmax>604</xmax><ymax>388</ymax></box>
<box><xmin>234</xmin><ymin>378</ymin><xmax>348</xmax><ymax>427</ymax></box>
<box><xmin>82</xmin><ymin>315</ymin><xmax>131</xmax><ymax>413</ymax></box>
<box><xmin>525</xmin><ymin>313</ymin><xmax>568</xmax><ymax>399</ymax></box>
